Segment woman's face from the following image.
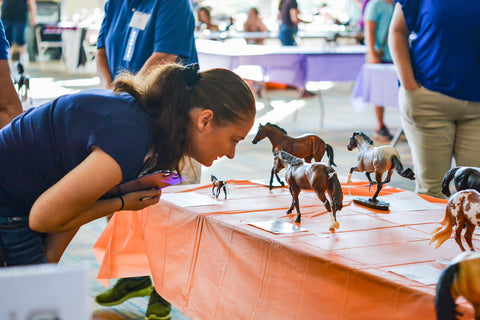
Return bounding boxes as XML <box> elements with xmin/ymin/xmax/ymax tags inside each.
<box><xmin>188</xmin><ymin>109</ymin><xmax>254</xmax><ymax>167</ymax></box>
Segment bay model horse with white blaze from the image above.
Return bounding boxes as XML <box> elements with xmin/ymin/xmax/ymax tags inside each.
<box><xmin>441</xmin><ymin>166</ymin><xmax>480</xmax><ymax>197</ymax></box>
<box><xmin>274</xmin><ymin>150</ymin><xmax>343</xmax><ymax>228</ymax></box>
<box><xmin>252</xmin><ymin>122</ymin><xmax>336</xmax><ymax>190</ymax></box>
<box><xmin>211</xmin><ymin>175</ymin><xmax>227</xmax><ymax>199</ymax></box>
<box><xmin>347</xmin><ymin>131</ymin><xmax>415</xmax><ymax>202</ymax></box>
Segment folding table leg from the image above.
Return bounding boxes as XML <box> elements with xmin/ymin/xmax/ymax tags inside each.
<box><xmin>390</xmin><ymin>128</ymin><xmax>404</xmax><ymax>147</ymax></box>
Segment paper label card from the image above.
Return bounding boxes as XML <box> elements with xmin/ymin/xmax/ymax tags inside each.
<box><xmin>249</xmin><ymin>220</ymin><xmax>307</xmax><ymax>234</ymax></box>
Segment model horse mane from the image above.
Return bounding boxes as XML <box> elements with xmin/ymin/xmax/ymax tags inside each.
<box><xmin>278</xmin><ymin>150</ymin><xmax>303</xmax><ymax>166</ymax></box>
<box><xmin>354</xmin><ymin>131</ymin><xmax>373</xmax><ymax>145</ymax></box>
<box><xmin>265</xmin><ymin>122</ymin><xmax>288</xmax><ymax>135</ymax></box>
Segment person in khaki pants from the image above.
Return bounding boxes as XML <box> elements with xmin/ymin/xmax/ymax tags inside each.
<box><xmin>389</xmin><ymin>0</ymin><xmax>480</xmax><ymax>198</ymax></box>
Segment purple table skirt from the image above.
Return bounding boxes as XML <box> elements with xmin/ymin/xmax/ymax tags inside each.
<box><xmin>196</xmin><ymin>40</ymin><xmax>366</xmax><ymax>88</ymax></box>
<box><xmin>351</xmin><ymin>63</ymin><xmax>399</xmax><ymax>112</ymax></box>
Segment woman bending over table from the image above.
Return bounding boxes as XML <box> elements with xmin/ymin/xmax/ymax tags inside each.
<box><xmin>0</xmin><ymin>63</ymin><xmax>256</xmax><ymax>266</ymax></box>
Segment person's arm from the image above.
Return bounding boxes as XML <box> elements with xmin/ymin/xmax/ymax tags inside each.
<box><xmin>96</xmin><ymin>47</ymin><xmax>114</xmax><ymax>89</ymax></box>
<box><xmin>365</xmin><ymin>20</ymin><xmax>381</xmax><ymax>63</ymax></box>
<box><xmin>290</xmin><ymin>8</ymin><xmax>310</xmax><ymax>25</ymax></box>
<box><xmin>27</xmin><ymin>0</ymin><xmax>37</xmax><ymax>27</ymax></box>
<box><xmin>29</xmin><ymin>146</ymin><xmax>161</xmax><ymax>233</ymax></box>
<box><xmin>389</xmin><ymin>3</ymin><xmax>419</xmax><ymax>90</ymax></box>
<box><xmin>137</xmin><ymin>52</ymin><xmax>177</xmax><ymax>77</ymax></box>
<box><xmin>0</xmin><ymin>60</ymin><xmax>22</xmax><ymax>128</ymax></box>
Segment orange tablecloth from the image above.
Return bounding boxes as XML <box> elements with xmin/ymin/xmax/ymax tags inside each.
<box><xmin>93</xmin><ymin>180</ymin><xmax>475</xmax><ymax>320</ymax></box>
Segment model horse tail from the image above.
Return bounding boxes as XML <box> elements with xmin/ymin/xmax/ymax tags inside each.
<box><xmin>435</xmin><ymin>262</ymin><xmax>460</xmax><ymax>320</ymax></box>
<box><xmin>391</xmin><ymin>155</ymin><xmax>415</xmax><ymax>180</ymax></box>
<box><xmin>430</xmin><ymin>205</ymin><xmax>454</xmax><ymax>249</ymax></box>
<box><xmin>327</xmin><ymin>167</ymin><xmax>343</xmax><ymax>212</ymax></box>
<box><xmin>442</xmin><ymin>167</ymin><xmax>460</xmax><ymax>197</ymax></box>
<box><xmin>325</xmin><ymin>144</ymin><xmax>337</xmax><ymax>167</ymax></box>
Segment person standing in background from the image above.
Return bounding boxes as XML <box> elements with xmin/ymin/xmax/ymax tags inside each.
<box><xmin>95</xmin><ymin>1</ymin><xmax>200</xmax><ymax>318</ymax></box>
<box><xmin>278</xmin><ymin>0</ymin><xmax>309</xmax><ymax>46</ymax></box>
<box><xmin>0</xmin><ymin>20</ymin><xmax>23</xmax><ymax>128</ymax></box>
<box><xmin>364</xmin><ymin>0</ymin><xmax>394</xmax><ymax>142</ymax></box>
<box><xmin>389</xmin><ymin>0</ymin><xmax>480</xmax><ymax>198</ymax></box>
<box><xmin>1</xmin><ymin>0</ymin><xmax>36</xmax><ymax>66</ymax></box>
<box><xmin>243</xmin><ymin>7</ymin><xmax>268</xmax><ymax>45</ymax></box>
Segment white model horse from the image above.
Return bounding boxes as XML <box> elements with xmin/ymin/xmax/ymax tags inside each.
<box><xmin>346</xmin><ymin>131</ymin><xmax>415</xmax><ymax>202</ymax></box>
<box><xmin>430</xmin><ymin>189</ymin><xmax>480</xmax><ymax>252</ymax></box>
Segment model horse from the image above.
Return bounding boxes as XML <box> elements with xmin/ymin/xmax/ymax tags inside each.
<box><xmin>441</xmin><ymin>166</ymin><xmax>480</xmax><ymax>197</ymax></box>
<box><xmin>13</xmin><ymin>62</ymin><xmax>30</xmax><ymax>103</ymax></box>
<box><xmin>435</xmin><ymin>251</ymin><xmax>480</xmax><ymax>320</ymax></box>
<box><xmin>430</xmin><ymin>189</ymin><xmax>480</xmax><ymax>252</ymax></box>
<box><xmin>252</xmin><ymin>122</ymin><xmax>336</xmax><ymax>190</ymax></box>
<box><xmin>346</xmin><ymin>131</ymin><xmax>415</xmax><ymax>202</ymax></box>
<box><xmin>274</xmin><ymin>150</ymin><xmax>343</xmax><ymax>228</ymax></box>
<box><xmin>211</xmin><ymin>175</ymin><xmax>227</xmax><ymax>199</ymax></box>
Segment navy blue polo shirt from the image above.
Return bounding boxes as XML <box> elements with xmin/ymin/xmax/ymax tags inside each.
<box><xmin>0</xmin><ymin>21</ymin><xmax>9</xmax><ymax>60</ymax></box>
<box><xmin>97</xmin><ymin>0</ymin><xmax>198</xmax><ymax>78</ymax></box>
<box><xmin>395</xmin><ymin>0</ymin><xmax>480</xmax><ymax>101</ymax></box>
<box><xmin>0</xmin><ymin>89</ymin><xmax>152</xmax><ymax>217</ymax></box>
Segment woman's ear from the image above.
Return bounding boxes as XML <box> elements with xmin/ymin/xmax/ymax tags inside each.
<box><xmin>196</xmin><ymin>109</ymin><xmax>214</xmax><ymax>131</ymax></box>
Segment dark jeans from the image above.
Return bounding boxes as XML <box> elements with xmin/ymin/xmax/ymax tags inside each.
<box><xmin>0</xmin><ymin>215</ymin><xmax>47</xmax><ymax>267</ymax></box>
<box><xmin>279</xmin><ymin>23</ymin><xmax>298</xmax><ymax>46</ymax></box>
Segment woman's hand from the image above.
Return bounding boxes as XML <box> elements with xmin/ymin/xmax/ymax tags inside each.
<box><xmin>121</xmin><ymin>189</ymin><xmax>162</xmax><ymax>211</ymax></box>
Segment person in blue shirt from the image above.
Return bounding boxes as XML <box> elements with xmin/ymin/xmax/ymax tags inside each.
<box><xmin>0</xmin><ymin>63</ymin><xmax>255</xmax><ymax>314</ymax></box>
<box><xmin>0</xmin><ymin>20</ymin><xmax>22</xmax><ymax>129</ymax></box>
<box><xmin>389</xmin><ymin>0</ymin><xmax>480</xmax><ymax>198</ymax></box>
<box><xmin>96</xmin><ymin>0</ymin><xmax>198</xmax><ymax>89</ymax></box>
<box><xmin>364</xmin><ymin>0</ymin><xmax>394</xmax><ymax>142</ymax></box>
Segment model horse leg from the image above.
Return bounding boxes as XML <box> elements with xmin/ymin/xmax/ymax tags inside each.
<box><xmin>464</xmin><ymin>222</ymin><xmax>476</xmax><ymax>251</ymax></box>
<box><xmin>269</xmin><ymin>167</ymin><xmax>275</xmax><ymax>190</ymax></box>
<box><xmin>365</xmin><ymin>172</ymin><xmax>376</xmax><ymax>185</ymax></box>
<box><xmin>275</xmin><ymin>172</ymin><xmax>285</xmax><ymax>187</ymax></box>
<box><xmin>222</xmin><ymin>185</ymin><xmax>227</xmax><ymax>199</ymax></box>
<box><xmin>370</xmin><ymin>173</ymin><xmax>384</xmax><ymax>202</ymax></box>
<box><xmin>287</xmin><ymin>186</ymin><xmax>295</xmax><ymax>214</ymax></box>
<box><xmin>212</xmin><ymin>185</ymin><xmax>216</xmax><ymax>197</ymax></box>
<box><xmin>347</xmin><ymin>167</ymin><xmax>358</xmax><ymax>184</ymax></box>
<box><xmin>293</xmin><ymin>190</ymin><xmax>302</xmax><ymax>223</ymax></box>
<box><xmin>382</xmin><ymin>168</ymin><xmax>395</xmax><ymax>184</ymax></box>
<box><xmin>453</xmin><ymin>217</ymin><xmax>467</xmax><ymax>251</ymax></box>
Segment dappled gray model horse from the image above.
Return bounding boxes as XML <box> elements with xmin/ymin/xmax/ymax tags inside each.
<box><xmin>347</xmin><ymin>131</ymin><xmax>415</xmax><ymax>202</ymax></box>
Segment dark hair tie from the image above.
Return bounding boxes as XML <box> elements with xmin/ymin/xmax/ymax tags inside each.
<box><xmin>183</xmin><ymin>63</ymin><xmax>201</xmax><ymax>90</ymax></box>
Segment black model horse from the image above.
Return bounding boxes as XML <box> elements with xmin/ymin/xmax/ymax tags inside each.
<box><xmin>441</xmin><ymin>166</ymin><xmax>480</xmax><ymax>197</ymax></box>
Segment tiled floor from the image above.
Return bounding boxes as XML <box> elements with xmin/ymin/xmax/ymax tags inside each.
<box><xmin>23</xmin><ymin>60</ymin><xmax>414</xmax><ymax>319</ymax></box>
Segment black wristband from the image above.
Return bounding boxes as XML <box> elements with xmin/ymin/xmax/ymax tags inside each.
<box><xmin>118</xmin><ymin>195</ymin><xmax>124</xmax><ymax>211</ymax></box>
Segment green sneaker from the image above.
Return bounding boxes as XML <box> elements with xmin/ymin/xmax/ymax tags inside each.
<box><xmin>145</xmin><ymin>289</ymin><xmax>172</xmax><ymax>320</ymax></box>
<box><xmin>95</xmin><ymin>276</ymin><xmax>153</xmax><ymax>306</ymax></box>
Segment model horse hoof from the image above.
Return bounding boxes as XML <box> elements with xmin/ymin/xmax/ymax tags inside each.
<box><xmin>280</xmin><ymin>181</ymin><xmax>285</xmax><ymax>186</ymax></box>
<box><xmin>368</xmin><ymin>197</ymin><xmax>378</xmax><ymax>203</ymax></box>
<box><xmin>329</xmin><ymin>221</ymin><xmax>340</xmax><ymax>230</ymax></box>
<box><xmin>286</xmin><ymin>210</ymin><xmax>292</xmax><ymax>215</ymax></box>
<box><xmin>295</xmin><ymin>218</ymin><xmax>301</xmax><ymax>223</ymax></box>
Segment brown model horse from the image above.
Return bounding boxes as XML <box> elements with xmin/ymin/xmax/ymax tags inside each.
<box><xmin>346</xmin><ymin>131</ymin><xmax>415</xmax><ymax>202</ymax></box>
<box><xmin>274</xmin><ymin>150</ymin><xmax>343</xmax><ymax>228</ymax></box>
<box><xmin>430</xmin><ymin>189</ymin><xmax>480</xmax><ymax>252</ymax></box>
<box><xmin>435</xmin><ymin>252</ymin><xmax>480</xmax><ymax>320</ymax></box>
<box><xmin>252</xmin><ymin>122</ymin><xmax>336</xmax><ymax>190</ymax></box>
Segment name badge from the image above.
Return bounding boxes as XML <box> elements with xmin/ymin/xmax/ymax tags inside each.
<box><xmin>129</xmin><ymin>11</ymin><xmax>151</xmax><ymax>31</ymax></box>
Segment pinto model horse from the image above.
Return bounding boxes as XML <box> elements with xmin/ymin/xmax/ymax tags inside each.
<box><xmin>211</xmin><ymin>175</ymin><xmax>227</xmax><ymax>199</ymax></box>
<box><xmin>430</xmin><ymin>189</ymin><xmax>480</xmax><ymax>252</ymax></box>
<box><xmin>252</xmin><ymin>122</ymin><xmax>336</xmax><ymax>190</ymax></box>
<box><xmin>347</xmin><ymin>131</ymin><xmax>415</xmax><ymax>203</ymax></box>
<box><xmin>441</xmin><ymin>166</ymin><xmax>480</xmax><ymax>197</ymax></box>
<box><xmin>274</xmin><ymin>150</ymin><xmax>343</xmax><ymax>228</ymax></box>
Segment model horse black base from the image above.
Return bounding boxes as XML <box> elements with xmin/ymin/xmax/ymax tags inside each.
<box><xmin>441</xmin><ymin>166</ymin><xmax>480</xmax><ymax>197</ymax></box>
<box><xmin>252</xmin><ymin>123</ymin><xmax>336</xmax><ymax>191</ymax></box>
<box><xmin>347</xmin><ymin>131</ymin><xmax>415</xmax><ymax>211</ymax></box>
<box><xmin>211</xmin><ymin>175</ymin><xmax>227</xmax><ymax>199</ymax></box>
